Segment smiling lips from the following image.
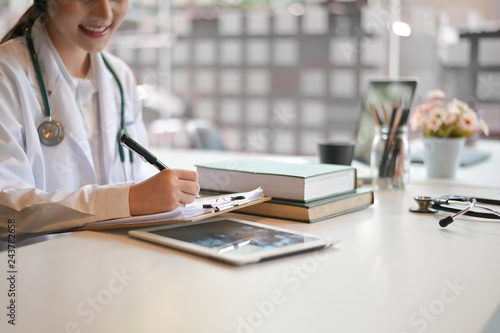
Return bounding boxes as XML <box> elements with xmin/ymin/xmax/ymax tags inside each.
<box><xmin>79</xmin><ymin>24</ymin><xmax>111</xmax><ymax>38</ymax></box>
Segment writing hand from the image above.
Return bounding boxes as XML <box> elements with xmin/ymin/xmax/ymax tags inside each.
<box><xmin>129</xmin><ymin>169</ymin><xmax>200</xmax><ymax>216</ymax></box>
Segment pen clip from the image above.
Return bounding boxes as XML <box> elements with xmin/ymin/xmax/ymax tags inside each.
<box><xmin>203</xmin><ymin>196</ymin><xmax>251</xmax><ymax>212</ymax></box>
<box><xmin>215</xmin><ymin>197</ymin><xmax>250</xmax><ymax>212</ymax></box>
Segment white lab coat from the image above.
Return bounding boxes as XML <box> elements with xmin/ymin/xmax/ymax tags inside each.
<box><xmin>0</xmin><ymin>19</ymin><xmax>151</xmax><ymax>235</ymax></box>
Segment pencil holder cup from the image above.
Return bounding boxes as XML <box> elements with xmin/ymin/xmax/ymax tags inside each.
<box><xmin>370</xmin><ymin>125</ymin><xmax>410</xmax><ymax>190</ymax></box>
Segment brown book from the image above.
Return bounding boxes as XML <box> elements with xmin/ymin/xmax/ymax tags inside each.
<box><xmin>237</xmin><ymin>189</ymin><xmax>374</xmax><ymax>223</ymax></box>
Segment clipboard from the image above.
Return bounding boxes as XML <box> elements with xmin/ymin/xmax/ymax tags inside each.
<box><xmin>74</xmin><ymin>188</ymin><xmax>271</xmax><ymax>231</ymax></box>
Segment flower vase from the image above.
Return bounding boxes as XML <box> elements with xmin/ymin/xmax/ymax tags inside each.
<box><xmin>422</xmin><ymin>137</ymin><xmax>465</xmax><ymax>178</ymax></box>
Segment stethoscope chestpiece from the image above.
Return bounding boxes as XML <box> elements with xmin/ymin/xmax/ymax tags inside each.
<box><xmin>409</xmin><ymin>196</ymin><xmax>438</xmax><ymax>213</ymax></box>
<box><xmin>38</xmin><ymin>118</ymin><xmax>64</xmax><ymax>146</ymax></box>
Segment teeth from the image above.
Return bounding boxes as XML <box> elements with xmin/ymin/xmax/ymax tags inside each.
<box><xmin>80</xmin><ymin>25</ymin><xmax>108</xmax><ymax>32</ymax></box>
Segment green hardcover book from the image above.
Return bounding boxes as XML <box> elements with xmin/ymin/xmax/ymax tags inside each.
<box><xmin>236</xmin><ymin>188</ymin><xmax>374</xmax><ymax>223</ymax></box>
<box><xmin>196</xmin><ymin>159</ymin><xmax>357</xmax><ymax>202</ymax></box>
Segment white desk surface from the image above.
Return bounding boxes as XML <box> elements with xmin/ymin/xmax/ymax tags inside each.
<box><xmin>1</xmin><ymin>141</ymin><xmax>500</xmax><ymax>333</ymax></box>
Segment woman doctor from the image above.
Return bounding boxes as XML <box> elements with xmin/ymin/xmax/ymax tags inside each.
<box><xmin>0</xmin><ymin>0</ymin><xmax>200</xmax><ymax>235</ymax></box>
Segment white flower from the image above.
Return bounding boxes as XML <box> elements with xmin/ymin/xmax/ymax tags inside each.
<box><xmin>427</xmin><ymin>89</ymin><xmax>445</xmax><ymax>100</ymax></box>
<box><xmin>444</xmin><ymin>111</ymin><xmax>458</xmax><ymax>125</ymax></box>
<box><xmin>459</xmin><ymin>111</ymin><xmax>478</xmax><ymax>132</ymax></box>
<box><xmin>424</xmin><ymin>106</ymin><xmax>445</xmax><ymax>131</ymax></box>
<box><xmin>447</xmin><ymin>99</ymin><xmax>472</xmax><ymax>114</ymax></box>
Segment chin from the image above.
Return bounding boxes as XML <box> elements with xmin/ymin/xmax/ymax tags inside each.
<box><xmin>82</xmin><ymin>41</ymin><xmax>111</xmax><ymax>54</ymax></box>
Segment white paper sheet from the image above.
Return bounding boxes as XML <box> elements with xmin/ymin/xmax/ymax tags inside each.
<box><xmin>80</xmin><ymin>187</ymin><xmax>264</xmax><ymax>229</ymax></box>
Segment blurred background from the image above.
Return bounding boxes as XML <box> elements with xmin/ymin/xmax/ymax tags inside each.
<box><xmin>1</xmin><ymin>0</ymin><xmax>499</xmax><ymax>155</ymax></box>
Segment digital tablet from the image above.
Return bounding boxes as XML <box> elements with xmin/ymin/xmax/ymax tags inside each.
<box><xmin>129</xmin><ymin>217</ymin><xmax>333</xmax><ymax>266</ymax></box>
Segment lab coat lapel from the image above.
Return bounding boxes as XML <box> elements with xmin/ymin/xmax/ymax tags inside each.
<box><xmin>93</xmin><ymin>53</ymin><xmax>120</xmax><ymax>182</ymax></box>
<box><xmin>48</xmin><ymin>79</ymin><xmax>95</xmax><ymax>166</ymax></box>
<box><xmin>30</xmin><ymin>20</ymin><xmax>96</xmax><ymax>179</ymax></box>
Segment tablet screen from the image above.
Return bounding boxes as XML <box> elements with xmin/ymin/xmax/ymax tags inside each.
<box><xmin>149</xmin><ymin>219</ymin><xmax>313</xmax><ymax>253</ymax></box>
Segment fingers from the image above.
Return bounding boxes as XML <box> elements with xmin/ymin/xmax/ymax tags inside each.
<box><xmin>180</xmin><ymin>179</ymin><xmax>200</xmax><ymax>198</ymax></box>
<box><xmin>178</xmin><ymin>191</ymin><xmax>196</xmax><ymax>206</ymax></box>
<box><xmin>175</xmin><ymin>169</ymin><xmax>199</xmax><ymax>182</ymax></box>
<box><xmin>169</xmin><ymin>169</ymin><xmax>200</xmax><ymax>197</ymax></box>
<box><xmin>129</xmin><ymin>169</ymin><xmax>200</xmax><ymax>216</ymax></box>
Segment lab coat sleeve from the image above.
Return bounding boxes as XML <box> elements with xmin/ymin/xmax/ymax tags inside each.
<box><xmin>0</xmin><ymin>184</ymin><xmax>132</xmax><ymax>236</ymax></box>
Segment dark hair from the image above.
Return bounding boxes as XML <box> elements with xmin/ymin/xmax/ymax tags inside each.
<box><xmin>1</xmin><ymin>1</ymin><xmax>48</xmax><ymax>44</ymax></box>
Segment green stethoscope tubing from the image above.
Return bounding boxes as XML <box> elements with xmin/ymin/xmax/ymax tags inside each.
<box><xmin>25</xmin><ymin>24</ymin><xmax>134</xmax><ymax>170</ymax></box>
<box><xmin>101</xmin><ymin>54</ymin><xmax>134</xmax><ymax>167</ymax></box>
<box><xmin>25</xmin><ymin>24</ymin><xmax>63</xmax><ymax>146</ymax></box>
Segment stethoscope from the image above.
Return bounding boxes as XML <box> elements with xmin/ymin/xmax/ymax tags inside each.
<box><xmin>410</xmin><ymin>195</ymin><xmax>500</xmax><ymax>227</ymax></box>
<box><xmin>25</xmin><ymin>23</ymin><xmax>135</xmax><ymax>180</ymax></box>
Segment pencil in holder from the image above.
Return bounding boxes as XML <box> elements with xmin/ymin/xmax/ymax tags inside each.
<box><xmin>370</xmin><ymin>125</ymin><xmax>410</xmax><ymax>190</ymax></box>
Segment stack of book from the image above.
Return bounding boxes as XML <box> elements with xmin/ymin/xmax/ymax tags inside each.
<box><xmin>236</xmin><ymin>188</ymin><xmax>373</xmax><ymax>222</ymax></box>
<box><xmin>196</xmin><ymin>159</ymin><xmax>373</xmax><ymax>223</ymax></box>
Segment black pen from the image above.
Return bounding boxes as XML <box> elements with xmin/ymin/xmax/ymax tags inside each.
<box><xmin>120</xmin><ymin>133</ymin><xmax>168</xmax><ymax>171</ymax></box>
